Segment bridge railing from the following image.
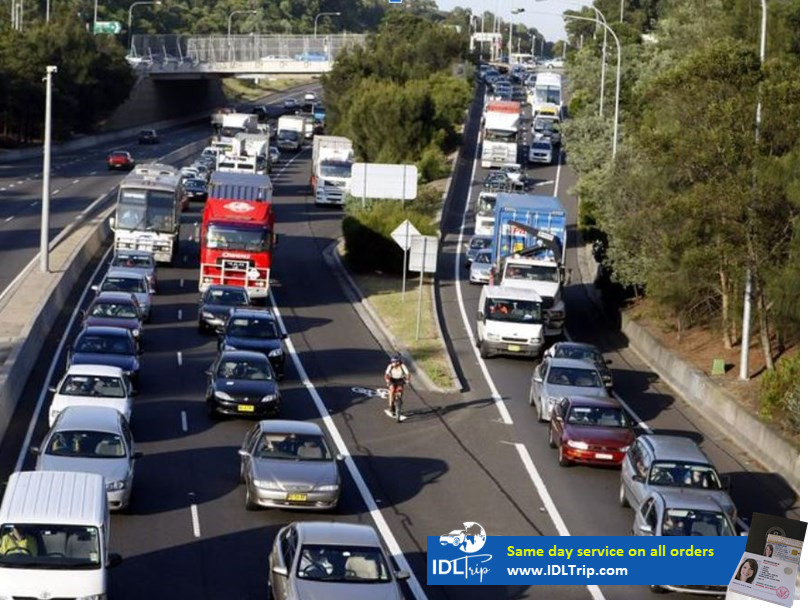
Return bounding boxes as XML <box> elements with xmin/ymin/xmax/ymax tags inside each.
<box><xmin>130</xmin><ymin>34</ymin><xmax>365</xmax><ymax>65</ymax></box>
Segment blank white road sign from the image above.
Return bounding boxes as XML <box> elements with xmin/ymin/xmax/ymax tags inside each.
<box><xmin>408</xmin><ymin>236</ymin><xmax>439</xmax><ymax>273</ymax></box>
<box><xmin>351</xmin><ymin>163</ymin><xmax>418</xmax><ymax>200</ymax></box>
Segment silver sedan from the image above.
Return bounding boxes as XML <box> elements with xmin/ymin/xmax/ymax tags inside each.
<box><xmin>239</xmin><ymin>420</ymin><xmax>341</xmax><ymax>511</ymax></box>
<box><xmin>469</xmin><ymin>249</ymin><xmax>493</xmax><ymax>284</ymax></box>
<box><xmin>529</xmin><ymin>356</ymin><xmax>610</xmax><ymax>422</ymax></box>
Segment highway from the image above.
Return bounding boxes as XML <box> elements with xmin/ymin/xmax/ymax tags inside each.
<box><xmin>0</xmin><ymin>81</ymin><xmax>799</xmax><ymax>600</ymax></box>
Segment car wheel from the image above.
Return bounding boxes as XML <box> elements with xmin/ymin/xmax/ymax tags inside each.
<box><xmin>548</xmin><ymin>425</ymin><xmax>557</xmax><ymax>448</ymax></box>
<box><xmin>619</xmin><ymin>482</ymin><xmax>629</xmax><ymax>507</ymax></box>
<box><xmin>558</xmin><ymin>446</ymin><xmax>570</xmax><ymax>467</ymax></box>
<box><xmin>453</xmin><ymin>537</ymin><xmax>461</xmax><ymax>547</ymax></box>
<box><xmin>245</xmin><ymin>486</ymin><xmax>258</xmax><ymax>511</ymax></box>
<box><xmin>480</xmin><ymin>342</ymin><xmax>492</xmax><ymax>359</ymax></box>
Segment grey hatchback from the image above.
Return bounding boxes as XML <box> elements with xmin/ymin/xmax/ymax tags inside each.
<box><xmin>619</xmin><ymin>434</ymin><xmax>736</xmax><ymax>524</ymax></box>
<box><xmin>529</xmin><ymin>357</ymin><xmax>610</xmax><ymax>422</ymax></box>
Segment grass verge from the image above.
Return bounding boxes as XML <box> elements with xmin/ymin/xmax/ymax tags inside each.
<box><xmin>222</xmin><ymin>76</ymin><xmax>317</xmax><ymax>101</ymax></box>
<box><xmin>348</xmin><ymin>269</ymin><xmax>456</xmax><ymax>391</ymax></box>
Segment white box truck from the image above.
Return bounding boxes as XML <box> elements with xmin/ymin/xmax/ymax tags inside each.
<box><xmin>276</xmin><ymin>115</ymin><xmax>306</xmax><ymax>151</ymax></box>
<box><xmin>0</xmin><ymin>471</ymin><xmax>121</xmax><ymax>600</ymax></box>
<box><xmin>221</xmin><ymin>113</ymin><xmax>259</xmax><ymax>137</ymax></box>
<box><xmin>310</xmin><ymin>135</ymin><xmax>353</xmax><ymax>205</ymax></box>
<box><xmin>481</xmin><ymin>101</ymin><xmax>521</xmax><ymax>168</ymax></box>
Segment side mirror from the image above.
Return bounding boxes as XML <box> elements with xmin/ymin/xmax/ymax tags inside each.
<box><xmin>336</xmin><ymin>454</ymin><xmax>345</xmax><ymax>462</ymax></box>
<box><xmin>107</xmin><ymin>553</ymin><xmax>123</xmax><ymax>568</ymax></box>
<box><xmin>639</xmin><ymin>524</ymin><xmax>653</xmax><ymax>535</ymax></box>
<box><xmin>91</xmin><ymin>285</ymin><xmax>100</xmax><ymax>293</ymax></box>
<box><xmin>150</xmin><ymin>288</ymin><xmax>156</xmax><ymax>295</ymax></box>
<box><xmin>48</xmin><ymin>386</ymin><xmax>57</xmax><ymax>393</ymax></box>
<box><xmin>238</xmin><ymin>449</ymin><xmax>249</xmax><ymax>457</ymax></box>
<box><xmin>395</xmin><ymin>569</ymin><xmax>411</xmax><ymax>581</ymax></box>
<box><xmin>30</xmin><ymin>446</ymin><xmax>41</xmax><ymax>455</ymax></box>
<box><xmin>272</xmin><ymin>565</ymin><xmax>289</xmax><ymax>578</ymax></box>
<box><xmin>532</xmin><ymin>377</ymin><xmax>543</xmax><ymax>383</ymax></box>
<box><xmin>108</xmin><ymin>217</ymin><xmax>116</xmax><ymax>230</ymax></box>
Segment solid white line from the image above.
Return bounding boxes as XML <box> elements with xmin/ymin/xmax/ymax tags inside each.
<box><xmin>177</xmin><ymin>351</ymin><xmax>183</xmax><ymax>366</ymax></box>
<box><xmin>179</xmin><ymin>278</ymin><xmax>184</xmax><ymax>288</ymax></box>
<box><xmin>267</xmin><ymin>291</ymin><xmax>427</xmax><ymax>600</ymax></box>
<box><xmin>51</xmin><ymin>189</ymin><xmax>59</xmax><ymax>194</ymax></box>
<box><xmin>190</xmin><ymin>503</ymin><xmax>201</xmax><ymax>537</ymax></box>
<box><xmin>553</xmin><ymin>154</ymin><xmax>562</xmax><ymax>198</ymax></box>
<box><xmin>452</xmin><ymin>126</ymin><xmax>513</xmax><ymax>425</ymax></box>
<box><xmin>16</xmin><ymin>180</ymin><xmax>23</xmax><ymax>185</ymax></box>
<box><xmin>177</xmin><ymin>309</ymin><xmax>183</xmax><ymax>321</ymax></box>
<box><xmin>4</xmin><ymin>216</ymin><xmax>12</xmax><ymax>222</ymax></box>
<box><xmin>29</xmin><ymin>201</ymin><xmax>36</xmax><ymax>207</ymax></box>
<box><xmin>14</xmin><ymin>246</ymin><xmax>112</xmax><ymax>472</ymax></box>
<box><xmin>72</xmin><ymin>179</ymin><xmax>80</xmax><ymax>184</ymax></box>
<box><xmin>514</xmin><ymin>443</ymin><xmax>605</xmax><ymax>600</ymax></box>
<box><xmin>181</xmin><ymin>410</ymin><xmax>188</xmax><ymax>433</ymax></box>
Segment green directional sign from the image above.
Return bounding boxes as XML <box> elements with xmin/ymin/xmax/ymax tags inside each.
<box><xmin>94</xmin><ymin>20</ymin><xmax>122</xmax><ymax>35</ymax></box>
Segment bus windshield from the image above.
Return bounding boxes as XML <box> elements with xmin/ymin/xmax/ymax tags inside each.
<box><xmin>118</xmin><ymin>189</ymin><xmax>177</xmax><ymax>231</ymax></box>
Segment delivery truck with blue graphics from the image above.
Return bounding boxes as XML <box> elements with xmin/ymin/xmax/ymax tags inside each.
<box><xmin>490</xmin><ymin>193</ymin><xmax>568</xmax><ymax>338</ymax></box>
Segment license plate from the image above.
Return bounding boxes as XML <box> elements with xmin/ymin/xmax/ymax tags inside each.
<box><xmin>507</xmin><ymin>345</ymin><xmax>521</xmax><ymax>352</ymax></box>
<box><xmin>595</xmin><ymin>453</ymin><xmax>613</xmax><ymax>460</ymax></box>
<box><xmin>237</xmin><ymin>404</ymin><xmax>254</xmax><ymax>413</ymax></box>
<box><xmin>287</xmin><ymin>493</ymin><xmax>307</xmax><ymax>502</ymax></box>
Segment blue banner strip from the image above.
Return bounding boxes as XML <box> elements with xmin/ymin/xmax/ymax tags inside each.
<box><xmin>427</xmin><ymin>536</ymin><xmax>746</xmax><ymax>585</ymax></box>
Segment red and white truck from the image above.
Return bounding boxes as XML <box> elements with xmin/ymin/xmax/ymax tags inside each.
<box><xmin>481</xmin><ymin>101</ymin><xmax>522</xmax><ymax>168</ymax></box>
<box><xmin>199</xmin><ymin>171</ymin><xmax>275</xmax><ymax>300</ymax></box>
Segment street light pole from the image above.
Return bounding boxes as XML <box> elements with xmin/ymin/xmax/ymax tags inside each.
<box><xmin>41</xmin><ymin>65</ymin><xmax>57</xmax><ymax>274</ymax></box>
<box><xmin>314</xmin><ymin>11</ymin><xmax>340</xmax><ymax>38</ymax></box>
<box><xmin>509</xmin><ymin>7</ymin><xmax>524</xmax><ymax>63</ymax></box>
<box><xmin>128</xmin><ymin>1</ymin><xmax>162</xmax><ymax>55</ymax></box>
<box><xmin>739</xmin><ymin>0</ymin><xmax>767</xmax><ymax>381</ymax></box>
<box><xmin>228</xmin><ymin>9</ymin><xmax>258</xmax><ymax>61</ymax></box>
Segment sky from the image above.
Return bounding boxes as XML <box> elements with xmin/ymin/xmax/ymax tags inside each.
<box><xmin>431</xmin><ymin>0</ymin><xmax>583</xmax><ymax>43</ymax></box>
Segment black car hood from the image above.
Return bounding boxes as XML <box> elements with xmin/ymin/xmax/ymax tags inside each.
<box><xmin>71</xmin><ymin>353</ymin><xmax>137</xmax><ymax>371</ymax></box>
<box><xmin>223</xmin><ymin>336</ymin><xmax>282</xmax><ymax>353</ymax></box>
<box><xmin>212</xmin><ymin>378</ymin><xmax>278</xmax><ymax>399</ymax></box>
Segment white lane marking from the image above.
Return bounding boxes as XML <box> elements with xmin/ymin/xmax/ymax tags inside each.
<box><xmin>29</xmin><ymin>201</ymin><xmax>37</xmax><ymax>207</ymax></box>
<box><xmin>190</xmin><ymin>503</ymin><xmax>201</xmax><ymax>537</ymax></box>
<box><xmin>14</xmin><ymin>246</ymin><xmax>112</xmax><ymax>472</ymax></box>
<box><xmin>0</xmin><ymin>188</ymin><xmax>5</xmax><ymax>192</ymax></box>
<box><xmin>268</xmin><ymin>290</ymin><xmax>427</xmax><ymax>600</ymax></box>
<box><xmin>16</xmin><ymin>180</ymin><xmax>23</xmax><ymax>185</ymax></box>
<box><xmin>72</xmin><ymin>179</ymin><xmax>80</xmax><ymax>184</ymax></box>
<box><xmin>4</xmin><ymin>216</ymin><xmax>12</xmax><ymax>222</ymax></box>
<box><xmin>553</xmin><ymin>154</ymin><xmax>562</xmax><ymax>197</ymax></box>
<box><xmin>179</xmin><ymin>278</ymin><xmax>184</xmax><ymax>288</ymax></box>
<box><xmin>177</xmin><ymin>309</ymin><xmax>183</xmax><ymax>320</ymax></box>
<box><xmin>452</xmin><ymin>128</ymin><xmax>512</xmax><ymax>425</ymax></box>
<box><xmin>51</xmin><ymin>189</ymin><xmax>59</xmax><ymax>195</ymax></box>
<box><xmin>515</xmin><ymin>443</ymin><xmax>606</xmax><ymax>601</ymax></box>
<box><xmin>181</xmin><ymin>410</ymin><xmax>188</xmax><ymax>433</ymax></box>
<box><xmin>90</xmin><ymin>170</ymin><xmax>97</xmax><ymax>175</ymax></box>
<box><xmin>177</xmin><ymin>351</ymin><xmax>183</xmax><ymax>366</ymax></box>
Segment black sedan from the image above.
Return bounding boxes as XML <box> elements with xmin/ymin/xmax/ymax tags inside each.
<box><xmin>197</xmin><ymin>285</ymin><xmax>250</xmax><ymax>333</ymax></box>
<box><xmin>183</xmin><ymin>178</ymin><xmax>208</xmax><ymax>203</ymax></box>
<box><xmin>219</xmin><ymin>308</ymin><xmax>287</xmax><ymax>378</ymax></box>
<box><xmin>67</xmin><ymin>327</ymin><xmax>141</xmax><ymax>388</ymax></box>
<box><xmin>205</xmin><ymin>350</ymin><xmax>280</xmax><ymax>419</ymax></box>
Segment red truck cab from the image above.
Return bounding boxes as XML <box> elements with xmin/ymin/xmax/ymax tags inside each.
<box><xmin>200</xmin><ymin>172</ymin><xmax>275</xmax><ymax>300</ymax></box>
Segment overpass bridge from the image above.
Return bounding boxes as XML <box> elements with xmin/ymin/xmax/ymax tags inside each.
<box><xmin>129</xmin><ymin>34</ymin><xmax>366</xmax><ymax>79</ymax></box>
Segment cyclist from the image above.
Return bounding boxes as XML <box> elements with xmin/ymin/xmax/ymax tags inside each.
<box><xmin>384</xmin><ymin>353</ymin><xmax>410</xmax><ymax>417</ymax></box>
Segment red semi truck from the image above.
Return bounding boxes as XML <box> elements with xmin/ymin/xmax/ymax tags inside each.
<box><xmin>199</xmin><ymin>171</ymin><xmax>275</xmax><ymax>300</ymax></box>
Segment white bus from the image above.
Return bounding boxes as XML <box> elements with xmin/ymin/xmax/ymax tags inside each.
<box><xmin>531</xmin><ymin>72</ymin><xmax>563</xmax><ymax>117</ymax></box>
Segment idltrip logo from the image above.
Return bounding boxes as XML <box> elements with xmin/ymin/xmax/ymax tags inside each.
<box><xmin>432</xmin><ymin>522</ymin><xmax>492</xmax><ymax>582</ymax></box>
<box><xmin>388</xmin><ymin>0</ymin><xmax>402</xmax><ymax>3</ymax></box>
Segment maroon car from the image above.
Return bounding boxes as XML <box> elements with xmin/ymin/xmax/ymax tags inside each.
<box><xmin>548</xmin><ymin>396</ymin><xmax>635</xmax><ymax>467</ymax></box>
<box><xmin>107</xmin><ymin>150</ymin><xmax>134</xmax><ymax>170</ymax></box>
<box><xmin>82</xmin><ymin>291</ymin><xmax>144</xmax><ymax>344</ymax></box>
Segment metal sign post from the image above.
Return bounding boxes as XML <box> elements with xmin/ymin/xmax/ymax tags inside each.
<box><xmin>390</xmin><ymin>220</ymin><xmax>422</xmax><ymax>304</ymax></box>
<box><xmin>408</xmin><ymin>236</ymin><xmax>439</xmax><ymax>340</ymax></box>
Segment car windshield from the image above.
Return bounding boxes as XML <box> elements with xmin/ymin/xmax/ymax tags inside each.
<box><xmin>566</xmin><ymin>405</ymin><xmax>630</xmax><ymax>427</ymax></box>
<box><xmin>46</xmin><ymin>431</ymin><xmax>126</xmax><ymax>458</ymax></box>
<box><xmin>255</xmin><ymin>433</ymin><xmax>332</xmax><ymax>461</ymax></box>
<box><xmin>0</xmin><ymin>524</ymin><xmax>101</xmax><ymax>569</ymax></box>
<box><xmin>185</xmin><ymin>179</ymin><xmax>206</xmax><ymax>189</ymax></box>
<box><xmin>60</xmin><ymin>374</ymin><xmax>125</xmax><ymax>399</ymax></box>
<box><xmin>111</xmin><ymin>254</ymin><xmax>153</xmax><ymax>269</ymax></box>
<box><xmin>217</xmin><ymin>359</ymin><xmax>273</xmax><ymax>381</ymax></box>
<box><xmin>297</xmin><ymin>545</ymin><xmax>391</xmax><ymax>583</ymax></box>
<box><xmin>662</xmin><ymin>509</ymin><xmax>735</xmax><ymax>537</ymax></box>
<box><xmin>204</xmin><ymin>289</ymin><xmax>249</xmax><ymax>306</ymax></box>
<box><xmin>547</xmin><ymin>366</ymin><xmax>601</xmax><ymax>388</ymax></box>
<box><xmin>469</xmin><ymin>237</ymin><xmax>491</xmax><ymax>250</ymax></box>
<box><xmin>474</xmin><ymin>250</ymin><xmax>492</xmax><ymax>264</ymax></box>
<box><xmin>111</xmin><ymin>151</ymin><xmax>129</xmax><ymax>158</ymax></box>
<box><xmin>648</xmin><ymin>462</ymin><xmax>723</xmax><ymax>489</ymax></box>
<box><xmin>101</xmin><ymin>276</ymin><xmax>146</xmax><ymax>293</ymax></box>
<box><xmin>227</xmin><ymin>317</ymin><xmax>278</xmax><ymax>339</ymax></box>
<box><xmin>88</xmin><ymin>301</ymin><xmax>139</xmax><ymax>319</ymax></box>
<box><xmin>485</xmin><ymin>298</ymin><xmax>543</xmax><ymax>324</ymax></box>
<box><xmin>75</xmin><ymin>335</ymin><xmax>134</xmax><ymax>355</ymax></box>
<box><xmin>555</xmin><ymin>345</ymin><xmax>604</xmax><ymax>364</ymax></box>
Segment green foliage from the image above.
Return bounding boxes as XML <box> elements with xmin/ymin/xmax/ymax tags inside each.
<box><xmin>341</xmin><ymin>190</ymin><xmax>442</xmax><ymax>274</ymax></box>
<box><xmin>759</xmin><ymin>354</ymin><xmax>799</xmax><ymax>433</ymax></box>
<box><xmin>417</xmin><ymin>143</ymin><xmax>450</xmax><ymax>183</ymax></box>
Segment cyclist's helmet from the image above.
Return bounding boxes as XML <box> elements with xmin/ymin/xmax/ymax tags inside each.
<box><xmin>390</xmin><ymin>353</ymin><xmax>402</xmax><ymax>364</ymax></box>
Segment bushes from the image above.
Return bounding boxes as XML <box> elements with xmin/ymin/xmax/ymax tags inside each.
<box><xmin>759</xmin><ymin>354</ymin><xmax>799</xmax><ymax>434</ymax></box>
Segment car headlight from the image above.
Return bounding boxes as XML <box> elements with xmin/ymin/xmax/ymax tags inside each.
<box><xmin>131</xmin><ymin>329</ymin><xmax>140</xmax><ymax>338</ymax></box>
<box><xmin>485</xmin><ymin>333</ymin><xmax>500</xmax><ymax>341</ymax></box>
<box><xmin>268</xmin><ymin>348</ymin><xmax>283</xmax><ymax>358</ymax></box>
<box><xmin>619</xmin><ymin>446</ymin><xmax>630</xmax><ymax>453</ymax></box>
<box><xmin>315</xmin><ymin>484</ymin><xmax>339</xmax><ymax>492</ymax></box>
<box><xmin>106</xmin><ymin>480</ymin><xmax>126</xmax><ymax>491</ymax></box>
<box><xmin>202</xmin><ymin>311</ymin><xmax>214</xmax><ymax>319</ymax></box>
<box><xmin>254</xmin><ymin>479</ymin><xmax>280</xmax><ymax>490</ymax></box>
<box><xmin>261</xmin><ymin>394</ymin><xmax>278</xmax><ymax>403</ymax></box>
<box><xmin>529</xmin><ymin>337</ymin><xmax>542</xmax><ymax>344</ymax></box>
<box><xmin>214</xmin><ymin>390</ymin><xmax>233</xmax><ymax>401</ymax></box>
<box><xmin>567</xmin><ymin>440</ymin><xmax>589</xmax><ymax>450</ymax></box>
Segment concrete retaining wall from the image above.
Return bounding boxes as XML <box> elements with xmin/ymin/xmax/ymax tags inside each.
<box><xmin>621</xmin><ymin>312</ymin><xmax>800</xmax><ymax>493</ymax></box>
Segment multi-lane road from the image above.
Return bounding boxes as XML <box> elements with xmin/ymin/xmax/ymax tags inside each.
<box><xmin>0</xmin><ymin>81</ymin><xmax>798</xmax><ymax>600</ymax></box>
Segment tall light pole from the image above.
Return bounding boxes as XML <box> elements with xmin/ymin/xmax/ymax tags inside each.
<box><xmin>509</xmin><ymin>7</ymin><xmax>524</xmax><ymax>62</ymax></box>
<box><xmin>41</xmin><ymin>66</ymin><xmax>57</xmax><ymax>274</ymax></box>
<box><xmin>128</xmin><ymin>0</ymin><xmax>162</xmax><ymax>55</ymax></box>
<box><xmin>314</xmin><ymin>11</ymin><xmax>340</xmax><ymax>38</ymax></box>
<box><xmin>228</xmin><ymin>9</ymin><xmax>258</xmax><ymax>61</ymax></box>
<box><xmin>739</xmin><ymin>0</ymin><xmax>767</xmax><ymax>381</ymax></box>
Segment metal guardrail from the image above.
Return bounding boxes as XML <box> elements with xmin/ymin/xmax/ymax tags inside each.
<box><xmin>129</xmin><ymin>34</ymin><xmax>365</xmax><ymax>75</ymax></box>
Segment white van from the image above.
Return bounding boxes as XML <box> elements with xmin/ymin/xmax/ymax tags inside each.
<box><xmin>0</xmin><ymin>471</ymin><xmax>121</xmax><ymax>599</ymax></box>
<box><xmin>476</xmin><ymin>285</ymin><xmax>545</xmax><ymax>359</ymax></box>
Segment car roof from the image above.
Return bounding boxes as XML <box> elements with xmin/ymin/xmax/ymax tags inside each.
<box><xmin>63</xmin><ymin>364</ymin><xmax>125</xmax><ymax>377</ymax></box>
<box><xmin>53</xmin><ymin>406</ymin><xmax>123</xmax><ymax>433</ymax></box>
<box><xmin>219</xmin><ymin>350</ymin><xmax>271</xmax><ymax>362</ymax></box>
<box><xmin>296</xmin><ymin>522</ymin><xmax>382</xmax><ymax>547</ymax></box>
<box><xmin>103</xmin><ymin>270</ymin><xmax>146</xmax><ymax>281</ymax></box>
<box><xmin>653</xmin><ymin>489</ymin><xmax>727</xmax><ymax>513</ymax></box>
<box><xmin>546</xmin><ymin>357</ymin><xmax>602</xmax><ymax>371</ymax></box>
<box><xmin>565</xmin><ymin>396</ymin><xmax>623</xmax><ymax>409</ymax></box>
<box><xmin>206</xmin><ymin>284</ymin><xmax>248</xmax><ymax>294</ymax></box>
<box><xmin>638</xmin><ymin>435</ymin><xmax>711</xmax><ymax>464</ymax></box>
<box><xmin>258</xmin><ymin>420</ymin><xmax>323</xmax><ymax>435</ymax></box>
<box><xmin>229</xmin><ymin>307</ymin><xmax>275</xmax><ymax>320</ymax></box>
<box><xmin>79</xmin><ymin>326</ymin><xmax>131</xmax><ymax>337</ymax></box>
<box><xmin>113</xmin><ymin>250</ymin><xmax>155</xmax><ymax>260</ymax></box>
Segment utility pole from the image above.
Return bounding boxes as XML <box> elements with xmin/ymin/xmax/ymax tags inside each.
<box><xmin>41</xmin><ymin>66</ymin><xmax>58</xmax><ymax>273</ymax></box>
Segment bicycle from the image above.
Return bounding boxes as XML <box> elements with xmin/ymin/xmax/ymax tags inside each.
<box><xmin>388</xmin><ymin>380</ymin><xmax>407</xmax><ymax>423</ymax></box>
